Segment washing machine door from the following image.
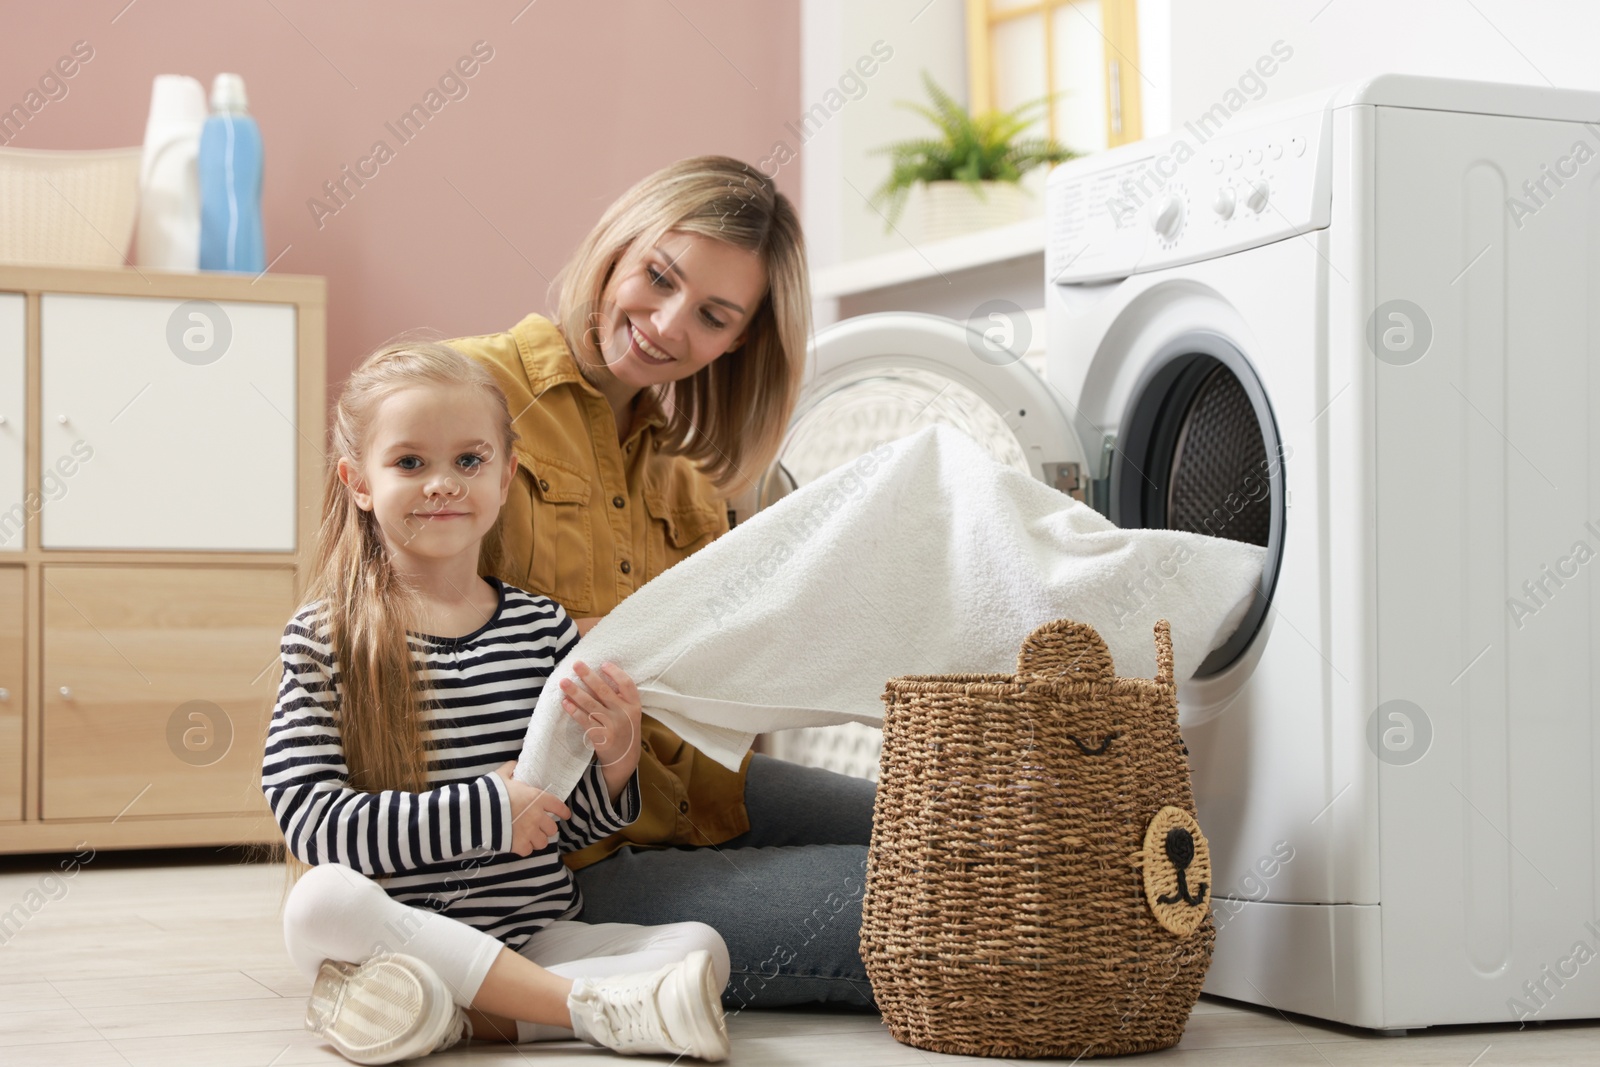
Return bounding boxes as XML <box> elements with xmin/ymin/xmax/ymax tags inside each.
<box><xmin>750</xmin><ymin>312</ymin><xmax>1089</xmax><ymax>513</ymax></box>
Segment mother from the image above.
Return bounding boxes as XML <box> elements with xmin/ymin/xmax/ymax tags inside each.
<box><xmin>450</xmin><ymin>156</ymin><xmax>877</xmax><ymax>1010</ymax></box>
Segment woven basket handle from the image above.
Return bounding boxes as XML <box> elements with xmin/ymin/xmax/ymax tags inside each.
<box><xmin>1015</xmin><ymin>619</ymin><xmax>1117</xmax><ymax>682</ymax></box>
<box><xmin>1153</xmin><ymin>618</ymin><xmax>1174</xmax><ymax>686</ymax></box>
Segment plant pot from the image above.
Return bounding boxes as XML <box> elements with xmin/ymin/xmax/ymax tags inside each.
<box><xmin>918</xmin><ymin>180</ymin><xmax>1034</xmax><ymax>242</ymax></box>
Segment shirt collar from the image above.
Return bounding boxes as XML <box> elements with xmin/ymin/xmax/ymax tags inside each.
<box><xmin>510</xmin><ymin>312</ymin><xmax>669</xmax><ymax>433</ymax></box>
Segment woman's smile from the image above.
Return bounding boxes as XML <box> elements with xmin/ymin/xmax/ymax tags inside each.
<box><xmin>627</xmin><ymin>319</ymin><xmax>675</xmax><ymax>365</ymax></box>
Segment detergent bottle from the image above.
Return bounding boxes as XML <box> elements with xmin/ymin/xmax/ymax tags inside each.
<box><xmin>198</xmin><ymin>73</ymin><xmax>265</xmax><ymax>272</ymax></box>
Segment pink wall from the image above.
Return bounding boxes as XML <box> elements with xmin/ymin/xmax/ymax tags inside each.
<box><xmin>0</xmin><ymin>0</ymin><xmax>801</xmax><ymax>385</ymax></box>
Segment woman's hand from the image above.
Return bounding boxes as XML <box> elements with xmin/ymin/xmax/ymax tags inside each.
<box><xmin>492</xmin><ymin>761</ymin><xmax>573</xmax><ymax>856</ymax></box>
<box><xmin>560</xmin><ymin>661</ymin><xmax>642</xmax><ymax>801</ymax></box>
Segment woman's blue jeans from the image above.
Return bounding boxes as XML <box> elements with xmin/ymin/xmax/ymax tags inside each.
<box><xmin>573</xmin><ymin>753</ymin><xmax>878</xmax><ymax>1010</ymax></box>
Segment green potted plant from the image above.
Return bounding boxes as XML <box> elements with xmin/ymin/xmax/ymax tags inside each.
<box><xmin>870</xmin><ymin>70</ymin><xmax>1079</xmax><ymax>241</ymax></box>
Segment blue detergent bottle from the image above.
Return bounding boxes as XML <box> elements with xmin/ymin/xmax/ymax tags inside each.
<box><xmin>198</xmin><ymin>73</ymin><xmax>265</xmax><ymax>272</ymax></box>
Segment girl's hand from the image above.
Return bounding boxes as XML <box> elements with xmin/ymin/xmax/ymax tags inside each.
<box><xmin>572</xmin><ymin>616</ymin><xmax>602</xmax><ymax>636</ymax></box>
<box><xmin>560</xmin><ymin>661</ymin><xmax>642</xmax><ymax>799</ymax></box>
<box><xmin>492</xmin><ymin>761</ymin><xmax>572</xmax><ymax>856</ymax></box>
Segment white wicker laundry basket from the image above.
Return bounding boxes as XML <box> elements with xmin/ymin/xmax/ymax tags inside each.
<box><xmin>0</xmin><ymin>145</ymin><xmax>142</xmax><ymax>267</ymax></box>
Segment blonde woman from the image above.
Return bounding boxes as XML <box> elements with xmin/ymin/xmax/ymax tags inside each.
<box><xmin>451</xmin><ymin>156</ymin><xmax>879</xmax><ymax>1011</ymax></box>
<box><xmin>263</xmin><ymin>342</ymin><xmax>732</xmax><ymax>1062</ymax></box>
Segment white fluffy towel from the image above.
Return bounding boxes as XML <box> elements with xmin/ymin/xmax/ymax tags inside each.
<box><xmin>514</xmin><ymin>425</ymin><xmax>1268</xmax><ymax>798</ymax></box>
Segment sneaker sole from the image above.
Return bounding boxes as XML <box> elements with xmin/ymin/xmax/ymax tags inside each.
<box><xmin>665</xmin><ymin>950</ymin><xmax>730</xmax><ymax>1062</ymax></box>
<box><xmin>307</xmin><ymin>954</ymin><xmax>458</xmax><ymax>1065</ymax></box>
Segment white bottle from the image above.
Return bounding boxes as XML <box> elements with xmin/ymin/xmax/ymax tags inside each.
<box><xmin>136</xmin><ymin>74</ymin><xmax>206</xmax><ymax>271</ymax></box>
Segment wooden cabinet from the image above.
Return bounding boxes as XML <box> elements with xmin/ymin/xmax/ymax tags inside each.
<box><xmin>0</xmin><ymin>266</ymin><xmax>324</xmax><ymax>853</ymax></box>
<box><xmin>0</xmin><ymin>293</ymin><xmax>22</xmax><ymax>554</ymax></box>
<box><xmin>0</xmin><ymin>567</ymin><xmax>21</xmax><ymax>821</ymax></box>
<box><xmin>41</xmin><ymin>566</ymin><xmax>293</xmax><ymax>820</ymax></box>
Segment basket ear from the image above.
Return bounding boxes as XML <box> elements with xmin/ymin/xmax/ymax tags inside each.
<box><xmin>1153</xmin><ymin>619</ymin><xmax>1174</xmax><ymax>686</ymax></box>
<box><xmin>1016</xmin><ymin>619</ymin><xmax>1116</xmax><ymax>683</ymax></box>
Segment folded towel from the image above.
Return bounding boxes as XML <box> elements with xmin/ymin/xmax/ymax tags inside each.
<box><xmin>514</xmin><ymin>425</ymin><xmax>1268</xmax><ymax>798</ymax></box>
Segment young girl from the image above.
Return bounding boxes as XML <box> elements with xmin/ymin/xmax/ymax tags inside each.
<box><xmin>261</xmin><ymin>340</ymin><xmax>731</xmax><ymax>1064</ymax></box>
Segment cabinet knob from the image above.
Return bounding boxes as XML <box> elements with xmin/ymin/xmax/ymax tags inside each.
<box><xmin>58</xmin><ymin>686</ymin><xmax>72</xmax><ymax>700</ymax></box>
<box><xmin>57</xmin><ymin>414</ymin><xmax>69</xmax><ymax>424</ymax></box>
<box><xmin>0</xmin><ymin>414</ymin><xmax>7</xmax><ymax>425</ymax></box>
<box><xmin>0</xmin><ymin>688</ymin><xmax>8</xmax><ymax>702</ymax></box>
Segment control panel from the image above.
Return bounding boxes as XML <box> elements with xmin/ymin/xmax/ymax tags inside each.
<box><xmin>1047</xmin><ymin>105</ymin><xmax>1333</xmax><ymax>284</ymax></box>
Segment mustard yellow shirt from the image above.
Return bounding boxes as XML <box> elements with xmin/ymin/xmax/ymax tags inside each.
<box><xmin>449</xmin><ymin>313</ymin><xmax>751</xmax><ymax>869</ymax></box>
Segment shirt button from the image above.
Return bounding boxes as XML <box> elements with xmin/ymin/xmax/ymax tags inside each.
<box><xmin>612</xmin><ymin>495</ymin><xmax>625</xmax><ymax>508</ymax></box>
<box><xmin>620</xmin><ymin>560</ymin><xmax>632</xmax><ymax>574</ymax></box>
<box><xmin>678</xmin><ymin>799</ymin><xmax>689</xmax><ymax>814</ymax></box>
<box><xmin>537</xmin><ymin>478</ymin><xmax>549</xmax><ymax>492</ymax></box>
<box><xmin>641</xmin><ymin>741</ymin><xmax>650</xmax><ymax>754</ymax></box>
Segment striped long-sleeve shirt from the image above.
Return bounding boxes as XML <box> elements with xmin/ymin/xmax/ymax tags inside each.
<box><xmin>261</xmin><ymin>576</ymin><xmax>639</xmax><ymax>948</ymax></box>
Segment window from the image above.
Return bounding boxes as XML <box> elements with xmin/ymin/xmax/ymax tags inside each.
<box><xmin>966</xmin><ymin>0</ymin><xmax>1144</xmax><ymax>152</ymax></box>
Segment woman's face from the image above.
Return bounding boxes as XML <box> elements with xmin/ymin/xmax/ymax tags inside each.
<box><xmin>596</xmin><ymin>229</ymin><xmax>768</xmax><ymax>391</ymax></box>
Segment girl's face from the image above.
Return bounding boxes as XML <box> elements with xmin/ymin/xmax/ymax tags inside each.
<box><xmin>337</xmin><ymin>384</ymin><xmax>516</xmax><ymax>569</ymax></box>
<box><xmin>595</xmin><ymin>229</ymin><xmax>768</xmax><ymax>391</ymax></box>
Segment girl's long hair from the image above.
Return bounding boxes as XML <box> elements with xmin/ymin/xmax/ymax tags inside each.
<box><xmin>273</xmin><ymin>340</ymin><xmax>517</xmax><ymax>888</ymax></box>
<box><xmin>552</xmin><ymin>155</ymin><xmax>810</xmax><ymax>495</ymax></box>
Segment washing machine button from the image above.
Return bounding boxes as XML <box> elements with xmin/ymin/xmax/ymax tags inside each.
<box><xmin>1152</xmin><ymin>194</ymin><xmax>1185</xmax><ymax>238</ymax></box>
<box><xmin>1245</xmin><ymin>179</ymin><xmax>1270</xmax><ymax>214</ymax></box>
<box><xmin>1213</xmin><ymin>186</ymin><xmax>1236</xmax><ymax>219</ymax></box>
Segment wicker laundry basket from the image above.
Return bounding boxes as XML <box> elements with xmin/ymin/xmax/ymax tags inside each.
<box><xmin>860</xmin><ymin>618</ymin><xmax>1214</xmax><ymax>1058</ymax></box>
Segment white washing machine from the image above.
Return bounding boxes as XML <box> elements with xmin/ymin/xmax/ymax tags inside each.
<box><xmin>772</xmin><ymin>73</ymin><xmax>1600</xmax><ymax>1030</ymax></box>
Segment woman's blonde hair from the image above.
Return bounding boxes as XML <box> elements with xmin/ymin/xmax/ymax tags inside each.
<box><xmin>271</xmin><ymin>340</ymin><xmax>518</xmax><ymax>887</ymax></box>
<box><xmin>552</xmin><ymin>155</ymin><xmax>810</xmax><ymax>493</ymax></box>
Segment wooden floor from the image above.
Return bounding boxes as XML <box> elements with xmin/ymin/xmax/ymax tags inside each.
<box><xmin>1</xmin><ymin>849</ymin><xmax>1597</xmax><ymax>1065</ymax></box>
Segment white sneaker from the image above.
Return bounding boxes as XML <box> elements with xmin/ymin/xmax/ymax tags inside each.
<box><xmin>567</xmin><ymin>949</ymin><xmax>730</xmax><ymax>1062</ymax></box>
<box><xmin>306</xmin><ymin>953</ymin><xmax>467</xmax><ymax>1064</ymax></box>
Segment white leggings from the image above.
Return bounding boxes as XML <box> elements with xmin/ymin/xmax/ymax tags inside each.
<box><xmin>283</xmin><ymin>863</ymin><xmax>730</xmax><ymax>1042</ymax></box>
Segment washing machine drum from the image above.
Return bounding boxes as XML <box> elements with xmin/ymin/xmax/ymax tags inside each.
<box><xmin>1110</xmin><ymin>330</ymin><xmax>1286</xmax><ymax>676</ymax></box>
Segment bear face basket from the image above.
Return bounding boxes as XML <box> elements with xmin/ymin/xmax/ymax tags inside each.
<box><xmin>859</xmin><ymin>618</ymin><xmax>1214</xmax><ymax>1058</ymax></box>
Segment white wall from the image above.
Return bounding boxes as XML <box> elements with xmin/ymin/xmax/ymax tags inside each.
<box><xmin>1171</xmin><ymin>0</ymin><xmax>1600</xmax><ymax>123</ymax></box>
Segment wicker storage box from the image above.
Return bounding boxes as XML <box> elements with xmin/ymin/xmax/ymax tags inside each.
<box><xmin>0</xmin><ymin>145</ymin><xmax>141</xmax><ymax>267</ymax></box>
<box><xmin>860</xmin><ymin>618</ymin><xmax>1215</xmax><ymax>1058</ymax></box>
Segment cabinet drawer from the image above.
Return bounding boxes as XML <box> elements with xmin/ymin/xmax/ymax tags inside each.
<box><xmin>42</xmin><ymin>565</ymin><xmax>294</xmax><ymax>820</ymax></box>
<box><xmin>40</xmin><ymin>294</ymin><xmax>297</xmax><ymax>551</ymax></box>
<box><xmin>0</xmin><ymin>567</ymin><xmax>21</xmax><ymax>821</ymax></box>
<box><xmin>0</xmin><ymin>294</ymin><xmax>22</xmax><ymax>553</ymax></box>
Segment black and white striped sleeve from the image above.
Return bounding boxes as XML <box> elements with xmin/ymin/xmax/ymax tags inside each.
<box><xmin>260</xmin><ymin>613</ymin><xmax>515</xmax><ymax>874</ymax></box>
<box><xmin>558</xmin><ymin>757</ymin><xmax>640</xmax><ymax>853</ymax></box>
